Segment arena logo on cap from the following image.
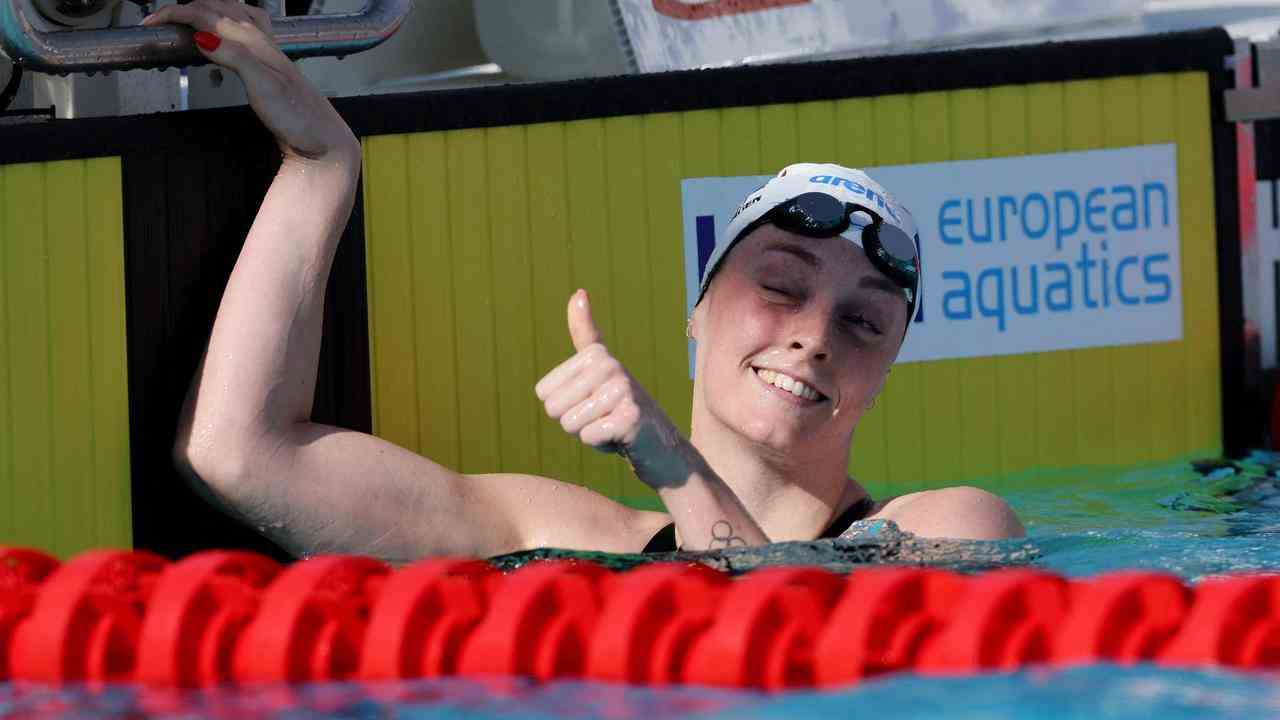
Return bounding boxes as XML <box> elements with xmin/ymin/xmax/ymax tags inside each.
<box><xmin>808</xmin><ymin>174</ymin><xmax>902</xmax><ymax>223</ymax></box>
<box><xmin>680</xmin><ymin>143</ymin><xmax>1182</xmax><ymax>369</ymax></box>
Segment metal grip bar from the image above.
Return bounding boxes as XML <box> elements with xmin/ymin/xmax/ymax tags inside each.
<box><xmin>0</xmin><ymin>0</ymin><xmax>410</xmax><ymax>74</ymax></box>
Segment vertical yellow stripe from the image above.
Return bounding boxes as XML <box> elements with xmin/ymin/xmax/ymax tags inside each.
<box><xmin>796</xmin><ymin>101</ymin><xmax>836</xmax><ymax>162</ymax></box>
<box><xmin>720</xmin><ymin>107</ymin><xmax>761</xmax><ymax>176</ymax></box>
<box><xmin>759</xmin><ymin>104</ymin><xmax>799</xmax><ymax>172</ymax></box>
<box><xmin>1138</xmin><ymin>75</ymin><xmax>1186</xmax><ymax>461</ymax></box>
<box><xmin>565</xmin><ymin>119</ymin><xmax>622</xmax><ymax>497</ymax></box>
<box><xmin>1026</xmin><ymin>82</ymin><xmax>1077</xmax><ymax>470</ymax></box>
<box><xmin>363</xmin><ymin>136</ymin><xmax>421</xmax><ymax>452</ymax></box>
<box><xmin>950</xmin><ymin>88</ymin><xmax>1002</xmax><ymax>484</ymax></box>
<box><xmin>0</xmin><ymin>158</ymin><xmax>129</xmax><ymax>554</ymax></box>
<box><xmin>1062</xmin><ymin>80</ymin><xmax>1116</xmax><ymax>467</ymax></box>
<box><xmin>447</xmin><ymin>129</ymin><xmax>503</xmax><ymax>474</ymax></box>
<box><xmin>1175</xmin><ymin>71</ymin><xmax>1222</xmax><ymax>454</ymax></box>
<box><xmin>680</xmin><ymin>108</ymin><xmax>722</xmax><ymax>471</ymax></box>
<box><xmin>5</xmin><ymin>163</ymin><xmax>53</xmax><ymax>551</ymax></box>
<box><xmin>682</xmin><ymin>110</ymin><xmax>722</xmax><ymax>176</ymax></box>
<box><xmin>1101</xmin><ymin>76</ymin><xmax>1154</xmax><ymax>466</ymax></box>
<box><xmin>526</xmin><ymin>123</ymin><xmax>582</xmax><ymax>486</ymax></box>
<box><xmin>405</xmin><ymin>133</ymin><xmax>461</xmax><ymax>471</ymax></box>
<box><xmin>911</xmin><ymin>92</ymin><xmax>962</xmax><ymax>489</ymax></box>
<box><xmin>836</xmin><ymin>98</ymin><xmax>889</xmax><ymax>493</ymax></box>
<box><xmin>0</xmin><ymin>166</ymin><xmax>10</xmax><ymax>543</ymax></box>
<box><xmin>46</xmin><ymin>161</ymin><xmax>94</xmax><ymax>557</ymax></box>
<box><xmin>487</xmin><ymin>125</ymin><xmax>541</xmax><ymax>476</ymax></box>
<box><xmin>987</xmin><ymin>85</ymin><xmax>1039</xmax><ymax>478</ymax></box>
<box><xmin>85</xmin><ymin>158</ymin><xmax>130</xmax><ymax>548</ymax></box>
<box><xmin>873</xmin><ymin>94</ymin><xmax>925</xmax><ymax>490</ymax></box>
<box><xmin>643</xmin><ymin>114</ymin><xmax>691</xmax><ymax>457</ymax></box>
<box><xmin>604</xmin><ymin>115</ymin><xmax>659</xmax><ymax>505</ymax></box>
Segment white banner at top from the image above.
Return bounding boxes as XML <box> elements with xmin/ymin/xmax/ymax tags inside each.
<box><xmin>611</xmin><ymin>0</ymin><xmax>1145</xmax><ymax>72</ymax></box>
<box><xmin>680</xmin><ymin>144</ymin><xmax>1183</xmax><ymax>367</ymax></box>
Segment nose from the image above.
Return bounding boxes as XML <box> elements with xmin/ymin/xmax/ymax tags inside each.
<box><xmin>788</xmin><ymin>311</ymin><xmax>832</xmax><ymax>362</ymax></box>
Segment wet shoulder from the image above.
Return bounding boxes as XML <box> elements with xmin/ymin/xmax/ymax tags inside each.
<box><xmin>868</xmin><ymin>486</ymin><xmax>1025</xmax><ymax>540</ymax></box>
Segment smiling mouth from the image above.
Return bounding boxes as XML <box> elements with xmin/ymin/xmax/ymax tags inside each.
<box><xmin>752</xmin><ymin>367</ymin><xmax>827</xmax><ymax>402</ymax></box>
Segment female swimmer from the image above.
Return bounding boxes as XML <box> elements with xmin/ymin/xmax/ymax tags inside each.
<box><xmin>162</xmin><ymin>0</ymin><xmax>1024</xmax><ymax>563</ymax></box>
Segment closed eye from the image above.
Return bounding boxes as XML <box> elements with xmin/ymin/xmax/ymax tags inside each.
<box><xmin>762</xmin><ymin>284</ymin><xmax>799</xmax><ymax>299</ymax></box>
<box><xmin>845</xmin><ymin>313</ymin><xmax>883</xmax><ymax>335</ymax></box>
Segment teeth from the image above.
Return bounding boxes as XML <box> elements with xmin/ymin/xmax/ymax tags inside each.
<box><xmin>756</xmin><ymin>368</ymin><xmax>821</xmax><ymax>401</ymax></box>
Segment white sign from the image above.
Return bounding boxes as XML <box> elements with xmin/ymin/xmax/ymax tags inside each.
<box><xmin>611</xmin><ymin>0</ymin><xmax>1144</xmax><ymax>73</ymax></box>
<box><xmin>681</xmin><ymin>144</ymin><xmax>1182</xmax><ymax>366</ymax></box>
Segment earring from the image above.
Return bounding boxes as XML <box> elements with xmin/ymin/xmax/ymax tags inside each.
<box><xmin>685</xmin><ymin>317</ymin><xmax>694</xmax><ymax>339</ymax></box>
<box><xmin>866</xmin><ymin>397</ymin><xmax>877</xmax><ymax>410</ymax></box>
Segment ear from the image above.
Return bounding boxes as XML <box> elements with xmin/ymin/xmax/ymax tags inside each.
<box><xmin>688</xmin><ymin>302</ymin><xmax>707</xmax><ymax>342</ymax></box>
<box><xmin>872</xmin><ymin>366</ymin><xmax>891</xmax><ymax>398</ymax></box>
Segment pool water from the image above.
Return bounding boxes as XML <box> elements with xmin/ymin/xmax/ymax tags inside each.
<box><xmin>3</xmin><ymin>452</ymin><xmax>1278</xmax><ymax>718</ymax></box>
<box><xmin>1012</xmin><ymin>451</ymin><xmax>1280</xmax><ymax>579</ymax></box>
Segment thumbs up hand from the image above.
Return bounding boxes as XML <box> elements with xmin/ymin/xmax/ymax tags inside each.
<box><xmin>535</xmin><ymin>290</ymin><xmax>685</xmax><ymax>483</ymax></box>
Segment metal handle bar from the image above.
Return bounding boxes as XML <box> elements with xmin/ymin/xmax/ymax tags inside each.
<box><xmin>0</xmin><ymin>0</ymin><xmax>410</xmax><ymax>74</ymax></box>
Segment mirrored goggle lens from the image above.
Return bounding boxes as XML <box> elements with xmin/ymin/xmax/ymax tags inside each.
<box><xmin>877</xmin><ymin>222</ymin><xmax>918</xmax><ymax>270</ymax></box>
<box><xmin>776</xmin><ymin>192</ymin><xmax>847</xmax><ymax>236</ymax></box>
<box><xmin>869</xmin><ymin>221</ymin><xmax>919</xmax><ymax>294</ymax></box>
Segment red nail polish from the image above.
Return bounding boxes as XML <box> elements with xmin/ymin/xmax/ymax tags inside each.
<box><xmin>194</xmin><ymin>31</ymin><xmax>221</xmax><ymax>52</ymax></box>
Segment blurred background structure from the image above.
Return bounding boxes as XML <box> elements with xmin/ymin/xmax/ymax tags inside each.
<box><xmin>4</xmin><ymin>1</ymin><xmax>1280</xmax><ymax>117</ymax></box>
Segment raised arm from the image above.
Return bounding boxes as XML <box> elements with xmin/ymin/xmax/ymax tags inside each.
<box><xmin>164</xmin><ymin>0</ymin><xmax>660</xmax><ymax>562</ymax></box>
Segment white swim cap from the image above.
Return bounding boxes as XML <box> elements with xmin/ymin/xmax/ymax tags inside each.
<box><xmin>696</xmin><ymin>163</ymin><xmax>920</xmax><ymax>337</ymax></box>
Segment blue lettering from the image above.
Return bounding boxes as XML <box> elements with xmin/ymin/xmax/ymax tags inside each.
<box><xmin>997</xmin><ymin>196</ymin><xmax>1018</xmax><ymax>242</ymax></box>
<box><xmin>1022</xmin><ymin>193</ymin><xmax>1050</xmax><ymax>239</ymax></box>
<box><xmin>1011</xmin><ymin>265</ymin><xmax>1039</xmax><ymax>314</ymax></box>
<box><xmin>976</xmin><ymin>267</ymin><xmax>1007</xmax><ymax>331</ymax></box>
<box><xmin>1085</xmin><ymin>187</ymin><xmax>1107</xmax><ymax>233</ymax></box>
<box><xmin>1111</xmin><ymin>185</ymin><xmax>1137</xmax><ymax>230</ymax></box>
<box><xmin>1143</xmin><ymin>182</ymin><xmax>1170</xmax><ymax>228</ymax></box>
<box><xmin>808</xmin><ymin>174</ymin><xmax>901</xmax><ymax>222</ymax></box>
<box><xmin>1044</xmin><ymin>262</ymin><xmax>1072</xmax><ymax>311</ymax></box>
<box><xmin>939</xmin><ymin>199</ymin><xmax>963</xmax><ymax>245</ymax></box>
<box><xmin>1143</xmin><ymin>253</ymin><xmax>1172</xmax><ymax>303</ymax></box>
<box><xmin>1116</xmin><ymin>256</ymin><xmax>1141</xmax><ymax>305</ymax></box>
<box><xmin>968</xmin><ymin>197</ymin><xmax>993</xmax><ymax>244</ymax></box>
<box><xmin>942</xmin><ymin>271</ymin><xmax>973</xmax><ymax>320</ymax></box>
<box><xmin>1053</xmin><ymin>190</ymin><xmax>1080</xmax><ymax>251</ymax></box>
<box><xmin>865</xmin><ymin>188</ymin><xmax>887</xmax><ymax>212</ymax></box>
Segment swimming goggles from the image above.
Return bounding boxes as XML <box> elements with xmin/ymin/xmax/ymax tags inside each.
<box><xmin>740</xmin><ymin>192</ymin><xmax>920</xmax><ymax>322</ymax></box>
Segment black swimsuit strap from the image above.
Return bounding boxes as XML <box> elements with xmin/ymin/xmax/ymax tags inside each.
<box><xmin>641</xmin><ymin>494</ymin><xmax>875</xmax><ymax>553</ymax></box>
<box><xmin>819</xmin><ymin>494</ymin><xmax>876</xmax><ymax>539</ymax></box>
<box><xmin>642</xmin><ymin>522</ymin><xmax>678</xmax><ymax>554</ymax></box>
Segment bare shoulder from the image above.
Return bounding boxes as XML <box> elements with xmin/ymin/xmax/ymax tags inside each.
<box><xmin>871</xmin><ymin>485</ymin><xmax>1025</xmax><ymax>540</ymax></box>
<box><xmin>466</xmin><ymin>471</ymin><xmax>671</xmax><ymax>554</ymax></box>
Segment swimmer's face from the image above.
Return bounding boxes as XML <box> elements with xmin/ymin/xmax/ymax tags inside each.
<box><xmin>691</xmin><ymin>224</ymin><xmax>909</xmax><ymax>452</ymax></box>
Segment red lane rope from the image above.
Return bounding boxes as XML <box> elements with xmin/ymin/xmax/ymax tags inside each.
<box><xmin>2</xmin><ymin>546</ymin><xmax>1277</xmax><ymax>690</ymax></box>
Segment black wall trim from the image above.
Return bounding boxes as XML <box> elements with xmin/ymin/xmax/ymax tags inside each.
<box><xmin>1210</xmin><ymin>62</ymin><xmax>1248</xmax><ymax>457</ymax></box>
<box><xmin>0</xmin><ymin>28</ymin><xmax>1233</xmax><ymax>165</ymax></box>
<box><xmin>121</xmin><ymin>140</ymin><xmax>372</xmax><ymax>560</ymax></box>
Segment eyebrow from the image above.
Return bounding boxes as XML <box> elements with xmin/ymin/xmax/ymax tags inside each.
<box><xmin>764</xmin><ymin>242</ymin><xmax>821</xmax><ymax>268</ymax></box>
<box><xmin>858</xmin><ymin>273</ymin><xmax>903</xmax><ymax>298</ymax></box>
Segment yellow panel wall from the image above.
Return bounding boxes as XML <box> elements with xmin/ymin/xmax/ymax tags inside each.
<box><xmin>362</xmin><ymin>71</ymin><xmax>1222</xmax><ymax>507</ymax></box>
<box><xmin>0</xmin><ymin>158</ymin><xmax>133</xmax><ymax>555</ymax></box>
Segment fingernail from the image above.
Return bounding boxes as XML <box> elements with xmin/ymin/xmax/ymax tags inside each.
<box><xmin>194</xmin><ymin>31</ymin><xmax>221</xmax><ymax>52</ymax></box>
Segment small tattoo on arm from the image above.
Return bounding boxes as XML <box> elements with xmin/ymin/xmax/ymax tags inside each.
<box><xmin>708</xmin><ymin>520</ymin><xmax>747</xmax><ymax>549</ymax></box>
